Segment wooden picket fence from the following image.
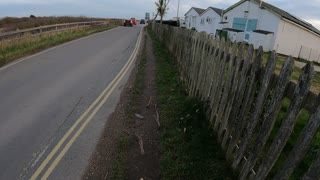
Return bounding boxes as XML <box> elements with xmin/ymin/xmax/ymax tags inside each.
<box><xmin>151</xmin><ymin>23</ymin><xmax>320</xmax><ymax>179</ymax></box>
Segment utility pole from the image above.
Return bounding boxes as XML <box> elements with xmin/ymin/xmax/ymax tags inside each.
<box><xmin>176</xmin><ymin>0</ymin><xmax>180</xmax><ymax>26</ymax></box>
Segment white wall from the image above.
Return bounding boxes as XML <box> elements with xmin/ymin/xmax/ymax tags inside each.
<box><xmin>198</xmin><ymin>9</ymin><xmax>221</xmax><ymax>35</ymax></box>
<box><xmin>185</xmin><ymin>9</ymin><xmax>200</xmax><ymax>30</ymax></box>
<box><xmin>275</xmin><ymin>19</ymin><xmax>320</xmax><ymax>62</ymax></box>
<box><xmin>228</xmin><ymin>31</ymin><xmax>245</xmax><ymax>42</ymax></box>
<box><xmin>223</xmin><ymin>1</ymin><xmax>281</xmax><ymax>51</ymax></box>
<box><xmin>248</xmin><ymin>32</ymin><xmax>274</xmax><ymax>51</ymax></box>
<box><xmin>224</xmin><ymin>1</ymin><xmax>281</xmax><ymax>34</ymax></box>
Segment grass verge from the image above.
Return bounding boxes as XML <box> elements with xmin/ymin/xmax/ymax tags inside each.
<box><xmin>148</xmin><ymin>27</ymin><xmax>235</xmax><ymax>179</ymax></box>
<box><xmin>110</xmin><ymin>29</ymin><xmax>148</xmax><ymax>179</ymax></box>
<box><xmin>0</xmin><ymin>24</ymin><xmax>118</xmax><ymax>67</ymax></box>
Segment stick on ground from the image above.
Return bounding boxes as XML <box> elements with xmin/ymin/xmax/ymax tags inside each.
<box><xmin>135</xmin><ymin>134</ymin><xmax>145</xmax><ymax>155</ymax></box>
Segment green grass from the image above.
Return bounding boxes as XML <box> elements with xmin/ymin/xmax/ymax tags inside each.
<box><xmin>251</xmin><ymin>97</ymin><xmax>320</xmax><ymax>179</ymax></box>
<box><xmin>148</xmin><ymin>26</ymin><xmax>235</xmax><ymax>180</ymax></box>
<box><xmin>0</xmin><ymin>24</ymin><xmax>118</xmax><ymax>67</ymax></box>
<box><xmin>263</xmin><ymin>53</ymin><xmax>320</xmax><ymax>93</ymax></box>
<box><xmin>111</xmin><ymin>134</ymin><xmax>129</xmax><ymax>180</ymax></box>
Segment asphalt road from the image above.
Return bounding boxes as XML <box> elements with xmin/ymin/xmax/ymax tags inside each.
<box><xmin>0</xmin><ymin>25</ymin><xmax>143</xmax><ymax>179</ymax></box>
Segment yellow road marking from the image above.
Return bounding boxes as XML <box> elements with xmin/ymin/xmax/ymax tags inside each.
<box><xmin>31</xmin><ymin>28</ymin><xmax>142</xmax><ymax>180</ymax></box>
<box><xmin>41</xmin><ymin>39</ymin><xmax>139</xmax><ymax>179</ymax></box>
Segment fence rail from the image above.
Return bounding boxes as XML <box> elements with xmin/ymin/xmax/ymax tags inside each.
<box><xmin>151</xmin><ymin>23</ymin><xmax>320</xmax><ymax>179</ymax></box>
<box><xmin>0</xmin><ymin>20</ymin><xmax>114</xmax><ymax>41</ymax></box>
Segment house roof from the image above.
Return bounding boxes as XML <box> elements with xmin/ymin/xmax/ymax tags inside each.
<box><xmin>193</xmin><ymin>7</ymin><xmax>206</xmax><ymax>15</ymax></box>
<box><xmin>208</xmin><ymin>7</ymin><xmax>223</xmax><ymax>16</ymax></box>
<box><xmin>185</xmin><ymin>7</ymin><xmax>205</xmax><ymax>16</ymax></box>
<box><xmin>224</xmin><ymin>0</ymin><xmax>320</xmax><ymax>35</ymax></box>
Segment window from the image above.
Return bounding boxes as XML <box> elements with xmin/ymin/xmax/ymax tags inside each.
<box><xmin>232</xmin><ymin>18</ymin><xmax>247</xmax><ymax>30</ymax></box>
<box><xmin>200</xmin><ymin>18</ymin><xmax>205</xmax><ymax>25</ymax></box>
<box><xmin>207</xmin><ymin>16</ymin><xmax>212</xmax><ymax>24</ymax></box>
<box><xmin>192</xmin><ymin>16</ymin><xmax>196</xmax><ymax>26</ymax></box>
<box><xmin>232</xmin><ymin>18</ymin><xmax>257</xmax><ymax>31</ymax></box>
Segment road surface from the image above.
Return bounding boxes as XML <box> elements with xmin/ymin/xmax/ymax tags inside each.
<box><xmin>0</xmin><ymin>25</ymin><xmax>143</xmax><ymax>179</ymax></box>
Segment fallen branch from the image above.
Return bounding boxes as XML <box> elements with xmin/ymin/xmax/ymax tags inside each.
<box><xmin>146</xmin><ymin>96</ymin><xmax>152</xmax><ymax>108</ymax></box>
<box><xmin>154</xmin><ymin>103</ymin><xmax>160</xmax><ymax>127</ymax></box>
<box><xmin>135</xmin><ymin>134</ymin><xmax>145</xmax><ymax>155</ymax></box>
<box><xmin>134</xmin><ymin>88</ymin><xmax>147</xmax><ymax>99</ymax></box>
<box><xmin>154</xmin><ymin>111</ymin><xmax>160</xmax><ymax>127</ymax></box>
<box><xmin>104</xmin><ymin>171</ymin><xmax>109</xmax><ymax>180</ymax></box>
<box><xmin>135</xmin><ymin>113</ymin><xmax>144</xmax><ymax>119</ymax></box>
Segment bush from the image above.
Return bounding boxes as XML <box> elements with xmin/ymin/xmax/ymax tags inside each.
<box><xmin>155</xmin><ymin>20</ymin><xmax>178</xmax><ymax>27</ymax></box>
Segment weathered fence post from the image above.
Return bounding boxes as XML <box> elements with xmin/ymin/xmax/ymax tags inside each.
<box><xmin>255</xmin><ymin>63</ymin><xmax>314</xmax><ymax>179</ymax></box>
<box><xmin>150</xmin><ymin>23</ymin><xmax>320</xmax><ymax>179</ymax></box>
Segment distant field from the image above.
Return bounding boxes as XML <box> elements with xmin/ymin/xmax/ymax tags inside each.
<box><xmin>0</xmin><ymin>16</ymin><xmax>107</xmax><ymax>32</ymax></box>
<box><xmin>0</xmin><ymin>22</ymin><xmax>120</xmax><ymax>67</ymax></box>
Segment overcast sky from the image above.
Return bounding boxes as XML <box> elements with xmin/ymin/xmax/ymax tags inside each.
<box><xmin>0</xmin><ymin>0</ymin><xmax>320</xmax><ymax>29</ymax></box>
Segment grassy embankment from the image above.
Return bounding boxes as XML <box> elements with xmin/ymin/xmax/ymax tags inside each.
<box><xmin>110</xmin><ymin>30</ymin><xmax>148</xmax><ymax>179</ymax></box>
<box><xmin>145</xmin><ymin>28</ymin><xmax>320</xmax><ymax>179</ymax></box>
<box><xmin>148</xmin><ymin>27</ymin><xmax>235</xmax><ymax>179</ymax></box>
<box><xmin>110</xmin><ymin>27</ymin><xmax>235</xmax><ymax>179</ymax></box>
<box><xmin>0</xmin><ymin>24</ymin><xmax>118</xmax><ymax>67</ymax></box>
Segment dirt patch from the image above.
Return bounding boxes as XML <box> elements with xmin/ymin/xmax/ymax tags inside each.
<box><xmin>82</xmin><ymin>29</ymin><xmax>160</xmax><ymax>180</ymax></box>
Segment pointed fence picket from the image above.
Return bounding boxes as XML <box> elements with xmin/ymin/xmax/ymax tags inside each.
<box><xmin>151</xmin><ymin>23</ymin><xmax>320</xmax><ymax>179</ymax></box>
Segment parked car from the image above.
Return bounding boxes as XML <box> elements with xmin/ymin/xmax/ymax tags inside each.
<box><xmin>131</xmin><ymin>18</ymin><xmax>137</xmax><ymax>25</ymax></box>
<box><xmin>140</xmin><ymin>19</ymin><xmax>145</xmax><ymax>24</ymax></box>
<box><xmin>123</xmin><ymin>19</ymin><xmax>132</xmax><ymax>27</ymax></box>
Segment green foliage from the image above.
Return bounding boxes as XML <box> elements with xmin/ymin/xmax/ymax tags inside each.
<box><xmin>154</xmin><ymin>0</ymin><xmax>170</xmax><ymax>23</ymax></box>
<box><xmin>111</xmin><ymin>135</ymin><xmax>129</xmax><ymax>180</ymax></box>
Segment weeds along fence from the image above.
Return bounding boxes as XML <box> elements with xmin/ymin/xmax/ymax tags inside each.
<box><xmin>0</xmin><ymin>19</ymin><xmax>123</xmax><ymax>41</ymax></box>
<box><xmin>151</xmin><ymin>23</ymin><xmax>320</xmax><ymax>179</ymax></box>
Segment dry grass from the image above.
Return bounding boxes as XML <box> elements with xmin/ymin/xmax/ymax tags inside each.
<box><xmin>0</xmin><ymin>16</ymin><xmax>108</xmax><ymax>32</ymax></box>
<box><xmin>0</xmin><ymin>24</ymin><xmax>118</xmax><ymax>66</ymax></box>
<box><xmin>261</xmin><ymin>53</ymin><xmax>320</xmax><ymax>94</ymax></box>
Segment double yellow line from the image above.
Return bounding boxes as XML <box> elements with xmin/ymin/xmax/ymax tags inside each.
<box><xmin>31</xmin><ymin>28</ymin><xmax>142</xmax><ymax>180</ymax></box>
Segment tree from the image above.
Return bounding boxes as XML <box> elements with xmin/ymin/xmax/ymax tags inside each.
<box><xmin>154</xmin><ymin>0</ymin><xmax>170</xmax><ymax>24</ymax></box>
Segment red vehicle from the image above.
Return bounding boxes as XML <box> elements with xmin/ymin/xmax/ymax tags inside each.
<box><xmin>123</xmin><ymin>19</ymin><xmax>132</xmax><ymax>27</ymax></box>
<box><xmin>131</xmin><ymin>18</ymin><xmax>137</xmax><ymax>25</ymax></box>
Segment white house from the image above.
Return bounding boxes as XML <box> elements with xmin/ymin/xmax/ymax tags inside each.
<box><xmin>185</xmin><ymin>7</ymin><xmax>205</xmax><ymax>31</ymax></box>
<box><xmin>197</xmin><ymin>7</ymin><xmax>223</xmax><ymax>35</ymax></box>
<box><xmin>218</xmin><ymin>0</ymin><xmax>320</xmax><ymax>62</ymax></box>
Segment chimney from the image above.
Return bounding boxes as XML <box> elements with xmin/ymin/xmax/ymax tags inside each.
<box><xmin>259</xmin><ymin>0</ymin><xmax>263</xmax><ymax>8</ymax></box>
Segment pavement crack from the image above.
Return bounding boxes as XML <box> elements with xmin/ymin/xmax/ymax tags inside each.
<box><xmin>58</xmin><ymin>96</ymin><xmax>83</xmax><ymax>130</ymax></box>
